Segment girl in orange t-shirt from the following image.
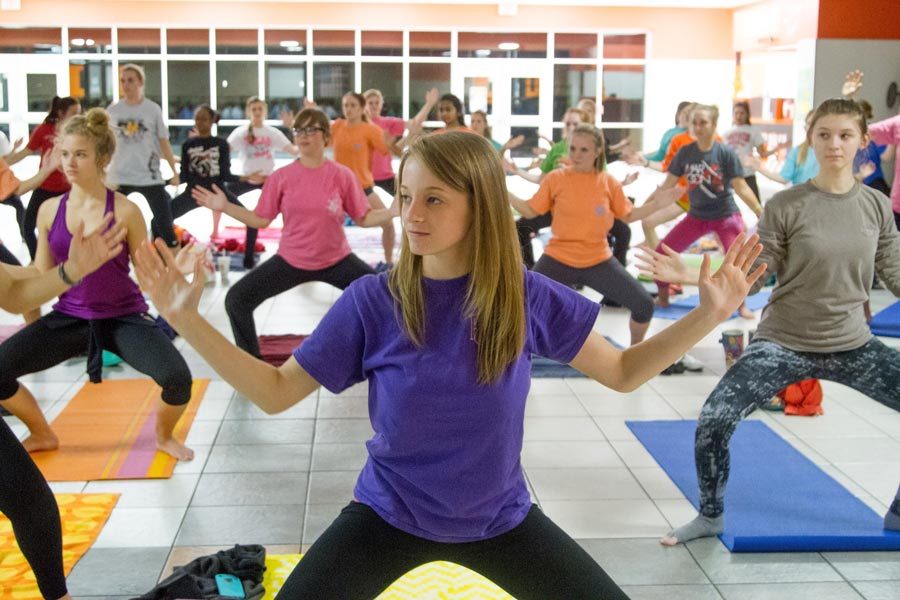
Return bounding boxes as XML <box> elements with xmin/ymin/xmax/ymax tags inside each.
<box><xmin>331</xmin><ymin>92</ymin><xmax>396</xmax><ymax>268</ymax></box>
<box><xmin>509</xmin><ymin>125</ymin><xmax>679</xmax><ymax>345</ymax></box>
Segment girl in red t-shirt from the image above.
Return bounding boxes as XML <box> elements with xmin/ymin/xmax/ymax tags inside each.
<box><xmin>6</xmin><ymin>96</ymin><xmax>80</xmax><ymax>259</ymax></box>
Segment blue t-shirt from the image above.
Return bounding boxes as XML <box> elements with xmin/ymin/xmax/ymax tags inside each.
<box><xmin>779</xmin><ymin>145</ymin><xmax>819</xmax><ymax>186</ymax></box>
<box><xmin>854</xmin><ymin>141</ymin><xmax>887</xmax><ymax>185</ymax></box>
<box><xmin>293</xmin><ymin>270</ymin><xmax>599</xmax><ymax>542</ymax></box>
<box><xmin>668</xmin><ymin>141</ymin><xmax>742</xmax><ymax>221</ymax></box>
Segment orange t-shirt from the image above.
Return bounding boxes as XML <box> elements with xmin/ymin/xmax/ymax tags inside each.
<box><xmin>0</xmin><ymin>158</ymin><xmax>20</xmax><ymax>200</ymax></box>
<box><xmin>331</xmin><ymin>119</ymin><xmax>389</xmax><ymax>189</ymax></box>
<box><xmin>527</xmin><ymin>168</ymin><xmax>632</xmax><ymax>268</ymax></box>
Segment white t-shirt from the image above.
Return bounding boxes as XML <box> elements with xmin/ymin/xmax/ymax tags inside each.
<box><xmin>0</xmin><ymin>131</ymin><xmax>10</xmax><ymax>157</ymax></box>
<box><xmin>227</xmin><ymin>124</ymin><xmax>292</xmax><ymax>175</ymax></box>
<box><xmin>106</xmin><ymin>98</ymin><xmax>169</xmax><ymax>186</ymax></box>
<box><xmin>723</xmin><ymin>124</ymin><xmax>765</xmax><ymax>177</ymax></box>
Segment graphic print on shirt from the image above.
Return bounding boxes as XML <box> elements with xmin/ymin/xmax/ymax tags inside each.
<box><xmin>725</xmin><ymin>131</ymin><xmax>752</xmax><ymax>148</ymax></box>
<box><xmin>246</xmin><ymin>135</ymin><xmax>274</xmax><ymax>160</ymax></box>
<box><xmin>116</xmin><ymin>118</ymin><xmax>149</xmax><ymax>143</ymax></box>
<box><xmin>186</xmin><ymin>145</ymin><xmax>221</xmax><ymax>179</ymax></box>
<box><xmin>683</xmin><ymin>161</ymin><xmax>725</xmax><ymax>198</ymax></box>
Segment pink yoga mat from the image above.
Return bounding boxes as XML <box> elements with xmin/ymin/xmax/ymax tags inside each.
<box><xmin>259</xmin><ymin>334</ymin><xmax>308</xmax><ymax>366</ymax></box>
<box><xmin>222</xmin><ymin>226</ymin><xmax>283</xmax><ymax>240</ymax></box>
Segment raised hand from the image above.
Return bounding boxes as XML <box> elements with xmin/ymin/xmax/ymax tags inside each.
<box><xmin>621</xmin><ymin>171</ymin><xmax>640</xmax><ymax>186</ymax></box>
<box><xmin>841</xmin><ymin>69</ymin><xmax>864</xmax><ymax>97</ymax></box>
<box><xmin>40</xmin><ymin>147</ymin><xmax>61</xmax><ymax>174</ymax></box>
<box><xmin>303</xmin><ymin>97</ymin><xmax>317</xmax><ymax>109</ymax></box>
<box><xmin>425</xmin><ymin>87</ymin><xmax>439</xmax><ymax>106</ymax></box>
<box><xmin>173</xmin><ymin>240</ymin><xmax>202</xmax><ymax>274</ymax></box>
<box><xmin>65</xmin><ymin>213</ymin><xmax>127</xmax><ymax>281</ymax></box>
<box><xmin>10</xmin><ymin>137</ymin><xmax>24</xmax><ymax>154</ymax></box>
<box><xmin>858</xmin><ymin>160</ymin><xmax>876</xmax><ymax>180</ymax></box>
<box><xmin>635</xmin><ymin>243</ymin><xmax>689</xmax><ymax>284</ymax></box>
<box><xmin>506</xmin><ymin>135</ymin><xmax>526</xmax><ymax>149</ymax></box>
<box><xmin>191</xmin><ymin>184</ymin><xmax>229</xmax><ymax>212</ymax></box>
<box><xmin>279</xmin><ymin>109</ymin><xmax>296</xmax><ymax>129</ymax></box>
<box><xmin>741</xmin><ymin>154</ymin><xmax>762</xmax><ymax>171</ymax></box>
<box><xmin>134</xmin><ymin>239</ymin><xmax>206</xmax><ymax>329</ymax></box>
<box><xmin>697</xmin><ymin>232</ymin><xmax>766</xmax><ymax>322</ymax></box>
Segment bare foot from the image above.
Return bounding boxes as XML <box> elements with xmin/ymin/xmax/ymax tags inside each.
<box><xmin>157</xmin><ymin>437</ymin><xmax>195</xmax><ymax>461</ymax></box>
<box><xmin>22</xmin><ymin>432</ymin><xmax>60</xmax><ymax>453</ymax></box>
<box><xmin>738</xmin><ymin>304</ymin><xmax>755</xmax><ymax>319</ymax></box>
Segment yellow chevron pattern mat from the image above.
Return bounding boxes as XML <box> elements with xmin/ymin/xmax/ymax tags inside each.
<box><xmin>264</xmin><ymin>554</ymin><xmax>515</xmax><ymax>599</ymax></box>
<box><xmin>0</xmin><ymin>493</ymin><xmax>119</xmax><ymax>599</ymax></box>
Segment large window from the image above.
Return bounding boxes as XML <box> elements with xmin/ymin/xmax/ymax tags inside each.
<box><xmin>69</xmin><ymin>28</ymin><xmax>112</xmax><ymax>55</ymax></box>
<box><xmin>410</xmin><ymin>63</ymin><xmax>450</xmax><ymax>119</ymax></box>
<box><xmin>167</xmin><ymin>29</ymin><xmax>209</xmax><ymax>55</ymax></box>
<box><xmin>26</xmin><ymin>74</ymin><xmax>57</xmax><ymax>112</ymax></box>
<box><xmin>313</xmin><ymin>63</ymin><xmax>354</xmax><ymax>118</ymax></box>
<box><xmin>216</xmin><ymin>61</ymin><xmax>258</xmax><ymax>118</ymax></box>
<box><xmin>216</xmin><ymin>29</ymin><xmax>257</xmax><ymax>55</ymax></box>
<box><xmin>265</xmin><ymin>63</ymin><xmax>307</xmax><ymax>117</ymax></box>
<box><xmin>70</xmin><ymin>60</ymin><xmax>113</xmax><ymax>109</ymax></box>
<box><xmin>0</xmin><ymin>28</ymin><xmax>62</xmax><ymax>54</ymax></box>
<box><xmin>553</xmin><ymin>64</ymin><xmax>596</xmax><ymax>121</ymax></box>
<box><xmin>602</xmin><ymin>65</ymin><xmax>644</xmax><ymax>123</ymax></box>
<box><xmin>118</xmin><ymin>29</ymin><xmax>160</xmax><ymax>54</ymax></box>
<box><xmin>361</xmin><ymin>63</ymin><xmax>403</xmax><ymax>117</ymax></box>
<box><xmin>167</xmin><ymin>61</ymin><xmax>210</xmax><ymax>119</ymax></box>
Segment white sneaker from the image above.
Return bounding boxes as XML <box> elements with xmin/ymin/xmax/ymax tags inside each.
<box><xmin>680</xmin><ymin>353</ymin><xmax>704</xmax><ymax>372</ymax></box>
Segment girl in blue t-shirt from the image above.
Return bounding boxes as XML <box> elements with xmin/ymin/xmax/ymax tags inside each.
<box><xmin>134</xmin><ymin>131</ymin><xmax>765</xmax><ymax>600</ymax></box>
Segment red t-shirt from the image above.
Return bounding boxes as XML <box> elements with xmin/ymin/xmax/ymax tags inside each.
<box><xmin>27</xmin><ymin>122</ymin><xmax>69</xmax><ymax>193</ymax></box>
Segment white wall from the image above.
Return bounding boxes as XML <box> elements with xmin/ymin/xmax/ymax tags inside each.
<box><xmin>813</xmin><ymin>39</ymin><xmax>900</xmax><ymax>122</ymax></box>
<box><xmin>642</xmin><ymin>58</ymin><xmax>734</xmax><ymax>153</ymax></box>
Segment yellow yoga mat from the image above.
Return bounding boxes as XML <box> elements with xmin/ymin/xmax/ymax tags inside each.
<box><xmin>264</xmin><ymin>554</ymin><xmax>515</xmax><ymax>600</ymax></box>
<box><xmin>32</xmin><ymin>378</ymin><xmax>209</xmax><ymax>481</ymax></box>
<box><xmin>0</xmin><ymin>493</ymin><xmax>119</xmax><ymax>599</ymax></box>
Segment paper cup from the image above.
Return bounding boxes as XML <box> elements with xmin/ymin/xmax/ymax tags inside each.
<box><xmin>720</xmin><ymin>329</ymin><xmax>744</xmax><ymax>369</ymax></box>
<box><xmin>217</xmin><ymin>256</ymin><xmax>230</xmax><ymax>284</ymax></box>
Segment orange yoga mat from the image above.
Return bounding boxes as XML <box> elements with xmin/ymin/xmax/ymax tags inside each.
<box><xmin>32</xmin><ymin>378</ymin><xmax>209</xmax><ymax>481</ymax></box>
<box><xmin>0</xmin><ymin>493</ymin><xmax>119</xmax><ymax>599</ymax></box>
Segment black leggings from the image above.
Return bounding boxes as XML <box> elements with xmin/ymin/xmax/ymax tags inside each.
<box><xmin>225</xmin><ymin>180</ymin><xmax>264</xmax><ymax>199</ymax></box>
<box><xmin>0</xmin><ymin>242</ymin><xmax>20</xmax><ymax>266</ymax></box>
<box><xmin>374</xmin><ymin>177</ymin><xmax>396</xmax><ymax>197</ymax></box>
<box><xmin>744</xmin><ymin>174</ymin><xmax>760</xmax><ymax>203</ymax></box>
<box><xmin>1</xmin><ymin>193</ymin><xmax>25</xmax><ymax>239</ymax></box>
<box><xmin>225</xmin><ymin>253</ymin><xmax>373</xmax><ymax>357</ymax></box>
<box><xmin>24</xmin><ymin>187</ymin><xmax>63</xmax><ymax>260</ymax></box>
<box><xmin>517</xmin><ymin>214</ymin><xmax>631</xmax><ymax>270</ymax></box>
<box><xmin>534</xmin><ymin>254</ymin><xmax>654</xmax><ymax>323</ymax></box>
<box><xmin>0</xmin><ymin>312</ymin><xmax>192</xmax><ymax>405</ymax></box>
<box><xmin>116</xmin><ymin>184</ymin><xmax>177</xmax><ymax>248</ymax></box>
<box><xmin>0</xmin><ymin>417</ymin><xmax>67</xmax><ymax>599</ymax></box>
<box><xmin>171</xmin><ymin>186</ymin><xmax>259</xmax><ymax>267</ymax></box>
<box><xmin>275</xmin><ymin>502</ymin><xmax>629</xmax><ymax>600</ymax></box>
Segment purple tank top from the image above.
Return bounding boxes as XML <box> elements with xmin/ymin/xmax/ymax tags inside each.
<box><xmin>49</xmin><ymin>189</ymin><xmax>148</xmax><ymax>319</ymax></box>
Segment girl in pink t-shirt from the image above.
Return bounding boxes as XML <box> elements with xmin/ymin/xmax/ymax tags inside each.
<box><xmin>191</xmin><ymin>108</ymin><xmax>397</xmax><ymax>357</ymax></box>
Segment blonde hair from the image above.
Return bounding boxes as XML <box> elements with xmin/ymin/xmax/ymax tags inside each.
<box><xmin>363</xmin><ymin>88</ymin><xmax>383</xmax><ymax>101</ymax></box>
<box><xmin>692</xmin><ymin>104</ymin><xmax>720</xmax><ymax>125</ymax></box>
<box><xmin>120</xmin><ymin>63</ymin><xmax>146</xmax><ymax>84</ymax></box>
<box><xmin>62</xmin><ymin>107</ymin><xmax>116</xmax><ymax>170</ymax></box>
<box><xmin>471</xmin><ymin>110</ymin><xmax>492</xmax><ymax>139</ymax></box>
<box><xmin>570</xmin><ymin>124</ymin><xmax>607</xmax><ymax>171</ymax></box>
<box><xmin>389</xmin><ymin>132</ymin><xmax>525</xmax><ymax>384</ymax></box>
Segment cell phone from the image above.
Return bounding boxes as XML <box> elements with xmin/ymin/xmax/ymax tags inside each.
<box><xmin>214</xmin><ymin>573</ymin><xmax>245</xmax><ymax>598</ymax></box>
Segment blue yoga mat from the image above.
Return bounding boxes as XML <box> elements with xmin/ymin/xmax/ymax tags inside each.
<box><xmin>652</xmin><ymin>291</ymin><xmax>771</xmax><ymax>320</ymax></box>
<box><xmin>627</xmin><ymin>419</ymin><xmax>900</xmax><ymax>552</ymax></box>
<box><xmin>531</xmin><ymin>336</ymin><xmax>623</xmax><ymax>378</ymax></box>
<box><xmin>871</xmin><ymin>301</ymin><xmax>900</xmax><ymax>338</ymax></box>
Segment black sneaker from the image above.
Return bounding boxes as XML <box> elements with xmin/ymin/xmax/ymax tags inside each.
<box><xmin>661</xmin><ymin>360</ymin><xmax>687</xmax><ymax>375</ymax></box>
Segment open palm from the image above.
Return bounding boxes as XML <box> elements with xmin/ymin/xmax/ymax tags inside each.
<box><xmin>134</xmin><ymin>239</ymin><xmax>206</xmax><ymax>329</ymax></box>
<box><xmin>698</xmin><ymin>233</ymin><xmax>767</xmax><ymax>322</ymax></box>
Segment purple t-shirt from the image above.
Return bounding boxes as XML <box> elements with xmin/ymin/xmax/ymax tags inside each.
<box><xmin>293</xmin><ymin>270</ymin><xmax>599</xmax><ymax>542</ymax></box>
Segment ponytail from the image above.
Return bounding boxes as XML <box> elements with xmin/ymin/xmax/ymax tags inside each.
<box><xmin>44</xmin><ymin>96</ymin><xmax>79</xmax><ymax>125</ymax></box>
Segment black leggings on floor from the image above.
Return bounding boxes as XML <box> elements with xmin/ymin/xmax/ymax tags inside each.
<box><xmin>275</xmin><ymin>502</ymin><xmax>629</xmax><ymax>600</ymax></box>
<box><xmin>0</xmin><ymin>417</ymin><xmax>67</xmax><ymax>599</ymax></box>
<box><xmin>0</xmin><ymin>312</ymin><xmax>192</xmax><ymax>405</ymax></box>
<box><xmin>24</xmin><ymin>187</ymin><xmax>63</xmax><ymax>260</ymax></box>
<box><xmin>116</xmin><ymin>184</ymin><xmax>177</xmax><ymax>248</ymax></box>
<box><xmin>225</xmin><ymin>253</ymin><xmax>373</xmax><ymax>357</ymax></box>
<box><xmin>171</xmin><ymin>186</ymin><xmax>259</xmax><ymax>266</ymax></box>
<box><xmin>533</xmin><ymin>254</ymin><xmax>654</xmax><ymax>323</ymax></box>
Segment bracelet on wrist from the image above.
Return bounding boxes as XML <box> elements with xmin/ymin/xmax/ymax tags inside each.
<box><xmin>58</xmin><ymin>262</ymin><xmax>81</xmax><ymax>286</ymax></box>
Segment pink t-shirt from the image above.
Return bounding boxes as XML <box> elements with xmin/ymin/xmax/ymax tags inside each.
<box><xmin>868</xmin><ymin>115</ymin><xmax>900</xmax><ymax>213</ymax></box>
<box><xmin>255</xmin><ymin>160</ymin><xmax>371</xmax><ymax>270</ymax></box>
<box><xmin>370</xmin><ymin>116</ymin><xmax>405</xmax><ymax>182</ymax></box>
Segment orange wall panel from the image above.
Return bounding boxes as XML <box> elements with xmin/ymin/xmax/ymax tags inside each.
<box><xmin>1</xmin><ymin>1</ymin><xmax>734</xmax><ymax>59</ymax></box>
<box><xmin>818</xmin><ymin>0</ymin><xmax>900</xmax><ymax>39</ymax></box>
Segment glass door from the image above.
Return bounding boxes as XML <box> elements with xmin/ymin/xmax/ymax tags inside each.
<box><xmin>454</xmin><ymin>59</ymin><xmax>552</xmax><ymax>158</ymax></box>
<box><xmin>1</xmin><ymin>55</ymin><xmax>68</xmax><ymax>146</ymax></box>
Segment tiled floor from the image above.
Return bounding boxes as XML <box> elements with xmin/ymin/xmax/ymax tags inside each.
<box><xmin>2</xmin><ymin>198</ymin><xmax>900</xmax><ymax>599</ymax></box>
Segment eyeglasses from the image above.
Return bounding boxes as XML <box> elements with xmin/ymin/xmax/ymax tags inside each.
<box><xmin>292</xmin><ymin>126</ymin><xmax>324</xmax><ymax>137</ymax></box>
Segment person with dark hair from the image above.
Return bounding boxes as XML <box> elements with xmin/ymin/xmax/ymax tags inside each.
<box><xmin>435</xmin><ymin>93</ymin><xmax>470</xmax><ymax>133</ymax></box>
<box><xmin>135</xmin><ymin>129</ymin><xmax>763</xmax><ymax>599</ymax></box>
<box><xmin>724</xmin><ymin>101</ymin><xmax>768</xmax><ymax>201</ymax></box>
<box><xmin>170</xmin><ymin>104</ymin><xmax>262</xmax><ymax>268</ymax></box>
<box><xmin>189</xmin><ymin>108</ymin><xmax>396</xmax><ymax>357</ymax></box>
<box><xmin>0</xmin><ymin>107</ymin><xmax>196</xmax><ymax>462</ymax></box>
<box><xmin>107</xmin><ymin>63</ymin><xmax>181</xmax><ymax>249</ymax></box>
<box><xmin>5</xmin><ymin>96</ymin><xmax>81</xmax><ymax>258</ymax></box>
<box><xmin>643</xmin><ymin>98</ymin><xmax>900</xmax><ymax>545</ymax></box>
<box><xmin>854</xmin><ymin>100</ymin><xmax>894</xmax><ymax>198</ymax></box>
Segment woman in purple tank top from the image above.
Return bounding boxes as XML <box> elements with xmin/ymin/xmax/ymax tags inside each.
<box><xmin>0</xmin><ymin>108</ymin><xmax>196</xmax><ymax>461</ymax></box>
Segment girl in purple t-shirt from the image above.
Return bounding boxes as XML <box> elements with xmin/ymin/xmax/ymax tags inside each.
<box><xmin>136</xmin><ymin>131</ymin><xmax>765</xmax><ymax>599</ymax></box>
<box><xmin>0</xmin><ymin>108</ymin><xmax>196</xmax><ymax>462</ymax></box>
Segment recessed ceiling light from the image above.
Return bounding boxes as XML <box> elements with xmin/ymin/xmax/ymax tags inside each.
<box><xmin>498</xmin><ymin>42</ymin><xmax>519</xmax><ymax>51</ymax></box>
<box><xmin>280</xmin><ymin>40</ymin><xmax>300</xmax><ymax>48</ymax></box>
<box><xmin>71</xmin><ymin>38</ymin><xmax>85</xmax><ymax>46</ymax></box>
<box><xmin>221</xmin><ymin>79</ymin><xmax>229</xmax><ymax>88</ymax></box>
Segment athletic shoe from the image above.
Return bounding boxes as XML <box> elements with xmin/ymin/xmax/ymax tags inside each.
<box><xmin>661</xmin><ymin>360</ymin><xmax>687</xmax><ymax>375</ymax></box>
<box><xmin>680</xmin><ymin>353</ymin><xmax>704</xmax><ymax>372</ymax></box>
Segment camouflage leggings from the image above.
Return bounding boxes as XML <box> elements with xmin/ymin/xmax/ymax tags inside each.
<box><xmin>696</xmin><ymin>337</ymin><xmax>900</xmax><ymax>517</ymax></box>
